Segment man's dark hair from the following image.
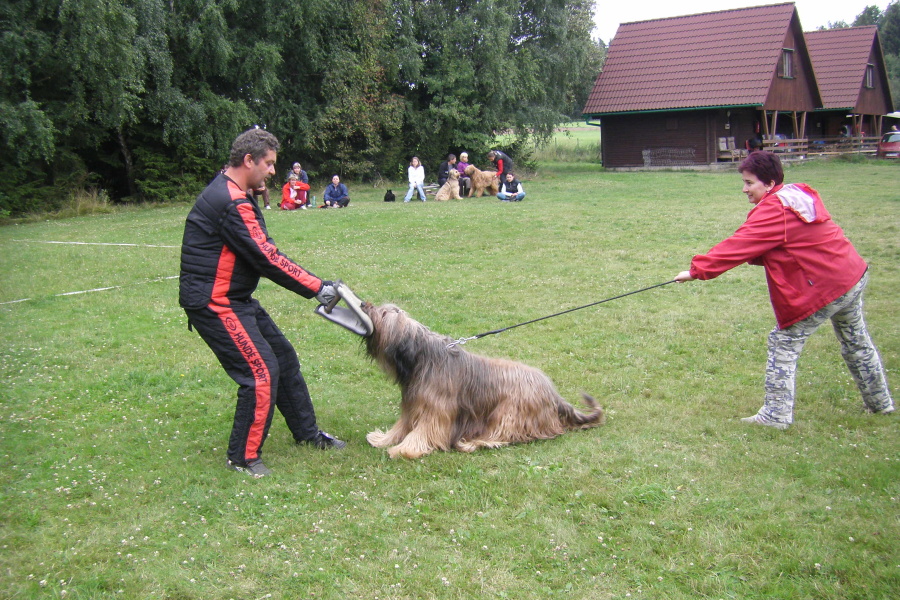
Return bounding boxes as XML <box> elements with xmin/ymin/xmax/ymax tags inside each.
<box><xmin>447</xmin><ymin>153</ymin><xmax>456</xmax><ymax>161</ymax></box>
<box><xmin>738</xmin><ymin>151</ymin><xmax>784</xmax><ymax>186</ymax></box>
<box><xmin>229</xmin><ymin>128</ymin><xmax>280</xmax><ymax>167</ymax></box>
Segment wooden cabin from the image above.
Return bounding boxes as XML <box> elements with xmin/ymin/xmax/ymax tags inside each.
<box><xmin>805</xmin><ymin>26</ymin><xmax>894</xmax><ymax>145</ymax></box>
<box><xmin>583</xmin><ymin>3</ymin><xmax>822</xmax><ymax>168</ymax></box>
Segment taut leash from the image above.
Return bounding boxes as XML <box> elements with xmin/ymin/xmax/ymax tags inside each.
<box><xmin>447</xmin><ymin>280</ymin><xmax>677</xmax><ymax>348</ymax></box>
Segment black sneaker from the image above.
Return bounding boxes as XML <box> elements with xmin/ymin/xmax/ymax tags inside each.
<box><xmin>226</xmin><ymin>458</ymin><xmax>272</xmax><ymax>478</ymax></box>
<box><xmin>302</xmin><ymin>430</ymin><xmax>347</xmax><ymax>450</ymax></box>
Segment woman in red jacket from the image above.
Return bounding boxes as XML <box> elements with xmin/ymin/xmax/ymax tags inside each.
<box><xmin>674</xmin><ymin>152</ymin><xmax>893</xmax><ymax>429</ymax></box>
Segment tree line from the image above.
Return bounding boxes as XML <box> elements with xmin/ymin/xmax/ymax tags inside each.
<box><xmin>0</xmin><ymin>0</ymin><xmax>605</xmax><ymax>216</ymax></box>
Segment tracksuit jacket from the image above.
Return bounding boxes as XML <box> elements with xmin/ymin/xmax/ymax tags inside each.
<box><xmin>180</xmin><ymin>173</ymin><xmax>323</xmax><ymax>306</ymax></box>
<box><xmin>688</xmin><ymin>183</ymin><xmax>867</xmax><ymax>329</ymax></box>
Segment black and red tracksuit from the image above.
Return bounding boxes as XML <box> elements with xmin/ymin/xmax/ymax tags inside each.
<box><xmin>179</xmin><ymin>173</ymin><xmax>325</xmax><ymax>466</ymax></box>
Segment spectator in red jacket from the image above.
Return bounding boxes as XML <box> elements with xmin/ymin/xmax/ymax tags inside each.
<box><xmin>674</xmin><ymin>152</ymin><xmax>893</xmax><ymax>429</ymax></box>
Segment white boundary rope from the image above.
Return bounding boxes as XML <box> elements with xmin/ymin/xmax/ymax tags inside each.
<box><xmin>0</xmin><ymin>275</ymin><xmax>178</xmax><ymax>305</ymax></box>
<box><xmin>12</xmin><ymin>240</ymin><xmax>179</xmax><ymax>248</ymax></box>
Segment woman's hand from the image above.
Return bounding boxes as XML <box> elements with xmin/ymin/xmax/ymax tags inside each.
<box><xmin>674</xmin><ymin>270</ymin><xmax>695</xmax><ymax>283</ymax></box>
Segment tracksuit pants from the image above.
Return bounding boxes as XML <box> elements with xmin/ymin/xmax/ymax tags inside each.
<box><xmin>185</xmin><ymin>298</ymin><xmax>319</xmax><ymax>465</ymax></box>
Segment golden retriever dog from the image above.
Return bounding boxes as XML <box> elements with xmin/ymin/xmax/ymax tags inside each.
<box><xmin>434</xmin><ymin>169</ymin><xmax>462</xmax><ymax>201</ymax></box>
<box><xmin>361</xmin><ymin>303</ymin><xmax>605</xmax><ymax>459</ymax></box>
<box><xmin>464</xmin><ymin>164</ymin><xmax>500</xmax><ymax>197</ymax></box>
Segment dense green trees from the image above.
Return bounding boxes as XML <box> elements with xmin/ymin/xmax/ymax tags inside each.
<box><xmin>0</xmin><ymin>0</ymin><xmax>600</xmax><ymax>215</ymax></box>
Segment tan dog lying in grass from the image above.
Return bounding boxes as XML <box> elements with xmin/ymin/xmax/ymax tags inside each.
<box><xmin>361</xmin><ymin>302</ymin><xmax>605</xmax><ymax>459</ymax></box>
<box><xmin>434</xmin><ymin>169</ymin><xmax>462</xmax><ymax>201</ymax></box>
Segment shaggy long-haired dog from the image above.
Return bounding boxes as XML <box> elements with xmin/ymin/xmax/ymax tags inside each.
<box><xmin>361</xmin><ymin>302</ymin><xmax>605</xmax><ymax>459</ymax></box>
<box><xmin>464</xmin><ymin>164</ymin><xmax>500</xmax><ymax>197</ymax></box>
<box><xmin>434</xmin><ymin>169</ymin><xmax>462</xmax><ymax>201</ymax></box>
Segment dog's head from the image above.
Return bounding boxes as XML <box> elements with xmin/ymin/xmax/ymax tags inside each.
<box><xmin>448</xmin><ymin>170</ymin><xmax>460</xmax><ymax>180</ymax></box>
<box><xmin>361</xmin><ymin>302</ymin><xmax>432</xmax><ymax>385</ymax></box>
<box><xmin>464</xmin><ymin>165</ymin><xmax>476</xmax><ymax>176</ymax></box>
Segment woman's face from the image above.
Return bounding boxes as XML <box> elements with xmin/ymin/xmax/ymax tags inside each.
<box><xmin>411</xmin><ymin>157</ymin><xmax>419</xmax><ymax>167</ymax></box>
<box><xmin>741</xmin><ymin>171</ymin><xmax>774</xmax><ymax>205</ymax></box>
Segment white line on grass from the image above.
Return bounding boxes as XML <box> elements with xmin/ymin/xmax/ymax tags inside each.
<box><xmin>12</xmin><ymin>240</ymin><xmax>179</xmax><ymax>248</ymax></box>
<box><xmin>0</xmin><ymin>275</ymin><xmax>179</xmax><ymax>305</ymax></box>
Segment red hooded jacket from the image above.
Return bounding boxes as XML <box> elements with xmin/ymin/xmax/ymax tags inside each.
<box><xmin>689</xmin><ymin>183</ymin><xmax>867</xmax><ymax>329</ymax></box>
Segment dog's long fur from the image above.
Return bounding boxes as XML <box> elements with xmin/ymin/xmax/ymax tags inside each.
<box><xmin>362</xmin><ymin>302</ymin><xmax>605</xmax><ymax>459</ymax></box>
<box><xmin>434</xmin><ymin>169</ymin><xmax>462</xmax><ymax>201</ymax></box>
<box><xmin>464</xmin><ymin>165</ymin><xmax>500</xmax><ymax>197</ymax></box>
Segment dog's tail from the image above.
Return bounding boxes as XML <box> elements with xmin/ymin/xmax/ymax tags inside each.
<box><xmin>558</xmin><ymin>393</ymin><xmax>605</xmax><ymax>429</ymax></box>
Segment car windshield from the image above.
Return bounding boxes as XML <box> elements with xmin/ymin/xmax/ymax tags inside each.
<box><xmin>882</xmin><ymin>133</ymin><xmax>900</xmax><ymax>143</ymax></box>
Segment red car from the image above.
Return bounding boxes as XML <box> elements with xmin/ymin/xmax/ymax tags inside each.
<box><xmin>876</xmin><ymin>131</ymin><xmax>900</xmax><ymax>158</ymax></box>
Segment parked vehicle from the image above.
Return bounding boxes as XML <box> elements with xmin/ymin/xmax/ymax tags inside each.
<box><xmin>876</xmin><ymin>132</ymin><xmax>900</xmax><ymax>158</ymax></box>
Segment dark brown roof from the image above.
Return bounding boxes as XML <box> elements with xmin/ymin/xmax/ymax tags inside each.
<box><xmin>805</xmin><ymin>27</ymin><xmax>879</xmax><ymax>110</ymax></box>
<box><xmin>584</xmin><ymin>3</ymin><xmax>799</xmax><ymax>115</ymax></box>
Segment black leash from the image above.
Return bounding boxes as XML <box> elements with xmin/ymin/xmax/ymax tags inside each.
<box><xmin>447</xmin><ymin>280</ymin><xmax>677</xmax><ymax>348</ymax></box>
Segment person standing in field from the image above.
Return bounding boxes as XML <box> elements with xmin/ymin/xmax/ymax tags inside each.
<box><xmin>179</xmin><ymin>128</ymin><xmax>346</xmax><ymax>479</ymax></box>
<box><xmin>404</xmin><ymin>156</ymin><xmax>426</xmax><ymax>202</ymax></box>
<box><xmin>487</xmin><ymin>150</ymin><xmax>513</xmax><ymax>181</ymax></box>
<box><xmin>674</xmin><ymin>152</ymin><xmax>893</xmax><ymax>429</ymax></box>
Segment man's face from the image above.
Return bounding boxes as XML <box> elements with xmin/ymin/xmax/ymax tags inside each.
<box><xmin>247</xmin><ymin>150</ymin><xmax>277</xmax><ymax>190</ymax></box>
<box><xmin>450</xmin><ymin>157</ymin><xmax>457</xmax><ymax>165</ymax></box>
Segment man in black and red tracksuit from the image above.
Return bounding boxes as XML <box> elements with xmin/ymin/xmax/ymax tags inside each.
<box><xmin>179</xmin><ymin>128</ymin><xmax>345</xmax><ymax>479</ymax></box>
<box><xmin>487</xmin><ymin>150</ymin><xmax>513</xmax><ymax>181</ymax></box>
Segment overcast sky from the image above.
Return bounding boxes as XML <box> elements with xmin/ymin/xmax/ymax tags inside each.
<box><xmin>593</xmin><ymin>0</ymin><xmax>885</xmax><ymax>43</ymax></box>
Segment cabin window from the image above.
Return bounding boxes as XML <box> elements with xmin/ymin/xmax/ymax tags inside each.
<box><xmin>865</xmin><ymin>63</ymin><xmax>875</xmax><ymax>88</ymax></box>
<box><xmin>780</xmin><ymin>48</ymin><xmax>794</xmax><ymax>79</ymax></box>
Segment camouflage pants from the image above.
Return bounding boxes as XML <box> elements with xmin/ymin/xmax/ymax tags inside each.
<box><xmin>757</xmin><ymin>271</ymin><xmax>894</xmax><ymax>426</ymax></box>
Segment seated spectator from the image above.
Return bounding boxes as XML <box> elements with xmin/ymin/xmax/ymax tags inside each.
<box><xmin>456</xmin><ymin>152</ymin><xmax>472</xmax><ymax>197</ymax></box>
<box><xmin>497</xmin><ymin>172</ymin><xmax>525</xmax><ymax>202</ymax></box>
<box><xmin>323</xmin><ymin>175</ymin><xmax>350</xmax><ymax>208</ymax></box>
<box><xmin>437</xmin><ymin>153</ymin><xmax>457</xmax><ymax>187</ymax></box>
<box><xmin>288</xmin><ymin>162</ymin><xmax>309</xmax><ymax>185</ymax></box>
<box><xmin>280</xmin><ymin>174</ymin><xmax>310</xmax><ymax>210</ymax></box>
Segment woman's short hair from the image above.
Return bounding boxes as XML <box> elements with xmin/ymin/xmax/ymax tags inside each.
<box><xmin>738</xmin><ymin>151</ymin><xmax>784</xmax><ymax>186</ymax></box>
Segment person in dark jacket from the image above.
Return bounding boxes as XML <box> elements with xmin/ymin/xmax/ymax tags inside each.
<box><xmin>497</xmin><ymin>172</ymin><xmax>525</xmax><ymax>202</ymax></box>
<box><xmin>437</xmin><ymin>153</ymin><xmax>457</xmax><ymax>187</ymax></box>
<box><xmin>323</xmin><ymin>175</ymin><xmax>350</xmax><ymax>208</ymax></box>
<box><xmin>179</xmin><ymin>128</ymin><xmax>346</xmax><ymax>479</ymax></box>
<box><xmin>487</xmin><ymin>150</ymin><xmax>513</xmax><ymax>181</ymax></box>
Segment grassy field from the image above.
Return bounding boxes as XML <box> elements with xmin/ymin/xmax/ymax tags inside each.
<box><xmin>1</xmin><ymin>157</ymin><xmax>897</xmax><ymax>599</ymax></box>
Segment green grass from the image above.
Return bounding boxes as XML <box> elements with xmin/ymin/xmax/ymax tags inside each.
<box><xmin>1</xmin><ymin>158</ymin><xmax>898</xmax><ymax>599</ymax></box>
